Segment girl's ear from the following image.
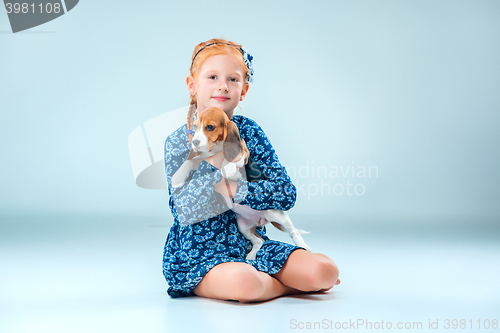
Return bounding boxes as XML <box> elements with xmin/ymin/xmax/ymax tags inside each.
<box><xmin>186</xmin><ymin>76</ymin><xmax>196</xmax><ymax>96</ymax></box>
<box><xmin>239</xmin><ymin>83</ymin><xmax>249</xmax><ymax>101</ymax></box>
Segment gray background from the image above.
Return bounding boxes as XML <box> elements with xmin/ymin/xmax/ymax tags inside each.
<box><xmin>1</xmin><ymin>0</ymin><xmax>499</xmax><ymax>224</ymax></box>
<box><xmin>1</xmin><ymin>1</ymin><xmax>499</xmax><ymax>333</ymax></box>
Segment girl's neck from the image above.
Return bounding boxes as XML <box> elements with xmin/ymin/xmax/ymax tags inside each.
<box><xmin>197</xmin><ymin>107</ymin><xmax>234</xmax><ymax>120</ymax></box>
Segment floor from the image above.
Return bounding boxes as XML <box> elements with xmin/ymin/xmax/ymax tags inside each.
<box><xmin>1</xmin><ymin>214</ymin><xmax>499</xmax><ymax>333</ymax></box>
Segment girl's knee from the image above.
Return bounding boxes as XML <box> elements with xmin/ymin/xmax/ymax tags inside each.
<box><xmin>305</xmin><ymin>255</ymin><xmax>339</xmax><ymax>290</ymax></box>
<box><xmin>227</xmin><ymin>266</ymin><xmax>266</xmax><ymax>302</ymax></box>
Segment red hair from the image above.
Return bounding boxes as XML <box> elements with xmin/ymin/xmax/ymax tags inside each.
<box><xmin>189</xmin><ymin>38</ymin><xmax>250</xmax><ymax>107</ymax></box>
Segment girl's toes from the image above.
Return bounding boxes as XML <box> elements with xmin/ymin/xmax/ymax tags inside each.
<box><xmin>318</xmin><ymin>286</ymin><xmax>333</xmax><ymax>293</ymax></box>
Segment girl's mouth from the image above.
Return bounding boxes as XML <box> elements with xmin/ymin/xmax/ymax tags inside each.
<box><xmin>212</xmin><ymin>96</ymin><xmax>229</xmax><ymax>101</ymax></box>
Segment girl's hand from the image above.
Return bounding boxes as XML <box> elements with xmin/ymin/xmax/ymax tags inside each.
<box><xmin>207</xmin><ymin>150</ymin><xmax>245</xmax><ymax>198</ymax></box>
<box><xmin>204</xmin><ymin>151</ymin><xmax>224</xmax><ymax>169</ymax></box>
<box><xmin>205</xmin><ymin>151</ymin><xmax>236</xmax><ymax>197</ymax></box>
<box><xmin>205</xmin><ymin>151</ymin><xmax>244</xmax><ymax>172</ymax></box>
<box><xmin>214</xmin><ymin>177</ymin><xmax>238</xmax><ymax>197</ymax></box>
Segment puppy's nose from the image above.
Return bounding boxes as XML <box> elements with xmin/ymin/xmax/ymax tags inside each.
<box><xmin>192</xmin><ymin>139</ymin><xmax>200</xmax><ymax>147</ymax></box>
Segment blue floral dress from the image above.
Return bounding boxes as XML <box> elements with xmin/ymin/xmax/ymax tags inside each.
<box><xmin>162</xmin><ymin>115</ymin><xmax>302</xmax><ymax>298</ymax></box>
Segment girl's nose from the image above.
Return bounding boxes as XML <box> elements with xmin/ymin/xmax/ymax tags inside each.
<box><xmin>218</xmin><ymin>81</ymin><xmax>228</xmax><ymax>92</ymax></box>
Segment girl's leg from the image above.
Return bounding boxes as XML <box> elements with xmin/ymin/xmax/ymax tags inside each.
<box><xmin>272</xmin><ymin>249</ymin><xmax>340</xmax><ymax>292</ymax></box>
<box><xmin>193</xmin><ymin>262</ymin><xmax>304</xmax><ymax>303</ymax></box>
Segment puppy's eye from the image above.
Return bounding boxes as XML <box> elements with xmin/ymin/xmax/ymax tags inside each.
<box><xmin>205</xmin><ymin>125</ymin><xmax>215</xmax><ymax>131</ymax></box>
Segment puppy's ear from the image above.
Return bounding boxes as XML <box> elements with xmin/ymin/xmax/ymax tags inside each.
<box><xmin>241</xmin><ymin>139</ymin><xmax>249</xmax><ymax>165</ymax></box>
<box><xmin>223</xmin><ymin>121</ymin><xmax>243</xmax><ymax>162</ymax></box>
<box><xmin>218</xmin><ymin>117</ymin><xmax>228</xmax><ymax>142</ymax></box>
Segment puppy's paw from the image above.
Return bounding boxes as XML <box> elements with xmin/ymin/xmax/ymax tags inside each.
<box><xmin>245</xmin><ymin>244</ymin><xmax>262</xmax><ymax>260</ymax></box>
<box><xmin>171</xmin><ymin>172</ymin><xmax>188</xmax><ymax>188</ymax></box>
<box><xmin>223</xmin><ymin>163</ymin><xmax>237</xmax><ymax>178</ymax></box>
<box><xmin>294</xmin><ymin>239</ymin><xmax>312</xmax><ymax>252</ymax></box>
<box><xmin>245</xmin><ymin>250</ymin><xmax>258</xmax><ymax>261</ymax></box>
<box><xmin>171</xmin><ymin>181</ymin><xmax>185</xmax><ymax>188</ymax></box>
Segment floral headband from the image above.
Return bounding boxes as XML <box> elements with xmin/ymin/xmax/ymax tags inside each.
<box><xmin>191</xmin><ymin>42</ymin><xmax>254</xmax><ymax>83</ymax></box>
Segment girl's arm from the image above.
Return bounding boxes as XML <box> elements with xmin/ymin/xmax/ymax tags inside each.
<box><xmin>164</xmin><ymin>126</ymin><xmax>229</xmax><ymax>225</ymax></box>
<box><xmin>229</xmin><ymin>117</ymin><xmax>297</xmax><ymax>211</ymax></box>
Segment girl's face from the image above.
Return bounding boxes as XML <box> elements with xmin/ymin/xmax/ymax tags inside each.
<box><xmin>187</xmin><ymin>54</ymin><xmax>249</xmax><ymax>119</ymax></box>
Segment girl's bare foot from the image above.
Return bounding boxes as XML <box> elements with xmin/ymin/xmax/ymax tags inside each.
<box><xmin>317</xmin><ymin>279</ymin><xmax>340</xmax><ymax>293</ymax></box>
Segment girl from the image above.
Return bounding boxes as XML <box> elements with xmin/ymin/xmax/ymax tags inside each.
<box><xmin>163</xmin><ymin>38</ymin><xmax>340</xmax><ymax>302</ymax></box>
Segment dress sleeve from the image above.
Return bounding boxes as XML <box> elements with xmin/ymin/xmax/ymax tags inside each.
<box><xmin>232</xmin><ymin>117</ymin><xmax>297</xmax><ymax>211</ymax></box>
<box><xmin>164</xmin><ymin>126</ymin><xmax>228</xmax><ymax>225</ymax></box>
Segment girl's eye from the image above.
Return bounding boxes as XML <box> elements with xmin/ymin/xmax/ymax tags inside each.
<box><xmin>205</xmin><ymin>125</ymin><xmax>215</xmax><ymax>131</ymax></box>
<box><xmin>229</xmin><ymin>77</ymin><xmax>238</xmax><ymax>82</ymax></box>
<box><xmin>209</xmin><ymin>75</ymin><xmax>217</xmax><ymax>80</ymax></box>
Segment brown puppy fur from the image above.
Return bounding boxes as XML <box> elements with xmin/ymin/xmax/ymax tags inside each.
<box><xmin>187</xmin><ymin>106</ymin><xmax>249</xmax><ymax>165</ymax></box>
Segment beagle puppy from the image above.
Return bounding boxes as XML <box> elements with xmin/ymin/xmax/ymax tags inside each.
<box><xmin>170</xmin><ymin>106</ymin><xmax>248</xmax><ymax>188</ymax></box>
<box><xmin>171</xmin><ymin>105</ymin><xmax>311</xmax><ymax>260</ymax></box>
